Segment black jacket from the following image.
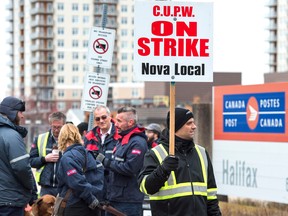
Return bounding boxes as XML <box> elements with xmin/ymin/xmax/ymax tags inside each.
<box><xmin>0</xmin><ymin>115</ymin><xmax>35</xmax><ymax>207</ymax></box>
<box><xmin>138</xmin><ymin>129</ymin><xmax>221</xmax><ymax>216</ymax></box>
<box><xmin>30</xmin><ymin>130</ymin><xmax>61</xmax><ymax>188</ymax></box>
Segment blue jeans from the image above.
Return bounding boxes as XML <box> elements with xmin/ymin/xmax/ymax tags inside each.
<box><xmin>105</xmin><ymin>201</ymin><xmax>142</xmax><ymax>216</ymax></box>
<box><xmin>0</xmin><ymin>206</ymin><xmax>24</xmax><ymax>216</ymax></box>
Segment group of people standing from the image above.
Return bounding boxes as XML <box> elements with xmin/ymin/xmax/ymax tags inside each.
<box><xmin>0</xmin><ymin>96</ymin><xmax>222</xmax><ymax>216</ymax></box>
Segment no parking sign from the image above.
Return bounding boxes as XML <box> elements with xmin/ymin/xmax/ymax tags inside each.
<box><xmin>81</xmin><ymin>72</ymin><xmax>110</xmax><ymax>112</ymax></box>
<box><xmin>87</xmin><ymin>27</ymin><xmax>115</xmax><ymax>68</ymax></box>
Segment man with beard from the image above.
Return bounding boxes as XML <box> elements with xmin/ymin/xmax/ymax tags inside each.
<box><xmin>138</xmin><ymin>107</ymin><xmax>222</xmax><ymax>216</ymax></box>
<box><xmin>96</xmin><ymin>106</ymin><xmax>148</xmax><ymax>216</ymax></box>
<box><xmin>145</xmin><ymin>123</ymin><xmax>161</xmax><ymax>149</ymax></box>
<box><xmin>0</xmin><ymin>96</ymin><xmax>37</xmax><ymax>215</ymax></box>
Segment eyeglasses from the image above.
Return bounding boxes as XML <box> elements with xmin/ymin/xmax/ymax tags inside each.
<box><xmin>51</xmin><ymin>125</ymin><xmax>63</xmax><ymax>130</ymax></box>
<box><xmin>95</xmin><ymin>115</ymin><xmax>108</xmax><ymax>121</ymax></box>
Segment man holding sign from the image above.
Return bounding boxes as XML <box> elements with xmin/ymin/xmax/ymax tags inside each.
<box><xmin>138</xmin><ymin>108</ymin><xmax>221</xmax><ymax>215</ymax></box>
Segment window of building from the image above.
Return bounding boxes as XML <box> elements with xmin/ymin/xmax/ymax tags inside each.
<box><xmin>121</xmin><ymin>29</ymin><xmax>128</xmax><ymax>36</ymax></box>
<box><xmin>47</xmin><ymin>15</ymin><xmax>53</xmax><ymax>25</ymax></box>
<box><xmin>57</xmin><ymin>27</ymin><xmax>64</xmax><ymax>35</ymax></box>
<box><xmin>72</xmin><ymin>52</ymin><xmax>79</xmax><ymax>59</ymax></box>
<box><xmin>83</xmin><ymin>65</ymin><xmax>89</xmax><ymax>71</ymax></box>
<box><xmin>121</xmin><ymin>5</ymin><xmax>128</xmax><ymax>12</ymax></box>
<box><xmin>58</xmin><ymin>64</ymin><xmax>64</xmax><ymax>71</ymax></box>
<box><xmin>120</xmin><ymin>77</ymin><xmax>128</xmax><ymax>83</ymax></box>
<box><xmin>83</xmin><ymin>28</ymin><xmax>90</xmax><ymax>35</ymax></box>
<box><xmin>83</xmin><ymin>16</ymin><xmax>89</xmax><ymax>23</ymax></box>
<box><xmin>57</xmin><ymin>102</ymin><xmax>66</xmax><ymax>111</ymax></box>
<box><xmin>132</xmin><ymin>88</ymin><xmax>139</xmax><ymax>97</ymax></box>
<box><xmin>57</xmin><ymin>39</ymin><xmax>64</xmax><ymax>47</ymax></box>
<box><xmin>72</xmin><ymin>3</ymin><xmax>78</xmax><ymax>11</ymax></box>
<box><xmin>72</xmin><ymin>16</ymin><xmax>79</xmax><ymax>23</ymax></box>
<box><xmin>48</xmin><ymin>52</ymin><xmax>53</xmax><ymax>62</ymax></box>
<box><xmin>72</xmin><ymin>64</ymin><xmax>79</xmax><ymax>71</ymax></box>
<box><xmin>71</xmin><ymin>102</ymin><xmax>79</xmax><ymax>109</ymax></box>
<box><xmin>121</xmin><ymin>65</ymin><xmax>128</xmax><ymax>72</ymax></box>
<box><xmin>83</xmin><ymin>4</ymin><xmax>89</xmax><ymax>11</ymax></box>
<box><xmin>57</xmin><ymin>15</ymin><xmax>64</xmax><ymax>23</ymax></box>
<box><xmin>121</xmin><ymin>53</ymin><xmax>128</xmax><ymax>60</ymax></box>
<box><xmin>72</xmin><ymin>28</ymin><xmax>78</xmax><ymax>35</ymax></box>
<box><xmin>58</xmin><ymin>52</ymin><xmax>64</xmax><ymax>59</ymax></box>
<box><xmin>58</xmin><ymin>76</ymin><xmax>64</xmax><ymax>83</ymax></box>
<box><xmin>121</xmin><ymin>41</ymin><xmax>128</xmax><ymax>48</ymax></box>
<box><xmin>72</xmin><ymin>40</ymin><xmax>79</xmax><ymax>47</ymax></box>
<box><xmin>83</xmin><ymin>53</ymin><xmax>87</xmax><ymax>60</ymax></box>
<box><xmin>58</xmin><ymin>89</ymin><xmax>64</xmax><ymax>97</ymax></box>
<box><xmin>72</xmin><ymin>76</ymin><xmax>79</xmax><ymax>84</ymax></box>
<box><xmin>121</xmin><ymin>17</ymin><xmax>128</xmax><ymax>24</ymax></box>
<box><xmin>72</xmin><ymin>90</ymin><xmax>78</xmax><ymax>97</ymax></box>
<box><xmin>48</xmin><ymin>40</ymin><xmax>53</xmax><ymax>48</ymax></box>
<box><xmin>83</xmin><ymin>40</ymin><xmax>88</xmax><ymax>47</ymax></box>
<box><xmin>57</xmin><ymin>3</ymin><xmax>64</xmax><ymax>10</ymax></box>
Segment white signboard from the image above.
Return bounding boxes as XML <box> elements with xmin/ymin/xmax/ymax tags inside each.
<box><xmin>214</xmin><ymin>140</ymin><xmax>288</xmax><ymax>204</ymax></box>
<box><xmin>134</xmin><ymin>1</ymin><xmax>213</xmax><ymax>82</ymax></box>
<box><xmin>213</xmin><ymin>83</ymin><xmax>288</xmax><ymax>204</ymax></box>
<box><xmin>81</xmin><ymin>72</ymin><xmax>110</xmax><ymax>112</ymax></box>
<box><xmin>87</xmin><ymin>27</ymin><xmax>115</xmax><ymax>68</ymax></box>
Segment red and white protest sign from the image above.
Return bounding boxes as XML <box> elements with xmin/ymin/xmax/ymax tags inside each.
<box><xmin>134</xmin><ymin>1</ymin><xmax>213</xmax><ymax>82</ymax></box>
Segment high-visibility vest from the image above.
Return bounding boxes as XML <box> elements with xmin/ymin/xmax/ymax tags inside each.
<box><xmin>140</xmin><ymin>144</ymin><xmax>218</xmax><ymax>200</ymax></box>
<box><xmin>35</xmin><ymin>132</ymin><xmax>49</xmax><ymax>183</ymax></box>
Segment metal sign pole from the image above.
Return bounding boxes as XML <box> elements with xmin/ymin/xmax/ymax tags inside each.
<box><xmin>88</xmin><ymin>4</ymin><xmax>108</xmax><ymax>131</ymax></box>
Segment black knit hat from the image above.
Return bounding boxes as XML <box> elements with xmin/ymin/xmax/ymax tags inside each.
<box><xmin>167</xmin><ymin>107</ymin><xmax>194</xmax><ymax>132</ymax></box>
<box><xmin>0</xmin><ymin>96</ymin><xmax>25</xmax><ymax>121</ymax></box>
<box><xmin>77</xmin><ymin>122</ymin><xmax>88</xmax><ymax>136</ymax></box>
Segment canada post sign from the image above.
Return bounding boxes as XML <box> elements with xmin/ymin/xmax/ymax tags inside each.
<box><xmin>223</xmin><ymin>92</ymin><xmax>285</xmax><ymax>133</ymax></box>
<box><xmin>214</xmin><ymin>83</ymin><xmax>288</xmax><ymax>142</ymax></box>
<box><xmin>213</xmin><ymin>83</ymin><xmax>288</xmax><ymax>204</ymax></box>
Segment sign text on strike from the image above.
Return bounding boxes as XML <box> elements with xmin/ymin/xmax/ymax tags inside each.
<box><xmin>137</xmin><ymin>21</ymin><xmax>209</xmax><ymax>57</ymax></box>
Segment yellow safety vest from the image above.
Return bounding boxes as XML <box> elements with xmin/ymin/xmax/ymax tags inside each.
<box><xmin>140</xmin><ymin>144</ymin><xmax>218</xmax><ymax>200</ymax></box>
<box><xmin>35</xmin><ymin>132</ymin><xmax>49</xmax><ymax>183</ymax></box>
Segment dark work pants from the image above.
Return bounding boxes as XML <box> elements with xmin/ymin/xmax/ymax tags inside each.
<box><xmin>0</xmin><ymin>206</ymin><xmax>24</xmax><ymax>216</ymax></box>
<box><xmin>64</xmin><ymin>200</ymin><xmax>101</xmax><ymax>216</ymax></box>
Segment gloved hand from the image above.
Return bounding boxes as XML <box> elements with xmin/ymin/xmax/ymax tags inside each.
<box><xmin>161</xmin><ymin>155</ymin><xmax>179</xmax><ymax>174</ymax></box>
<box><xmin>92</xmin><ymin>150</ymin><xmax>99</xmax><ymax>159</ymax></box>
<box><xmin>96</xmin><ymin>153</ymin><xmax>105</xmax><ymax>163</ymax></box>
<box><xmin>89</xmin><ymin>198</ymin><xmax>100</xmax><ymax>209</ymax></box>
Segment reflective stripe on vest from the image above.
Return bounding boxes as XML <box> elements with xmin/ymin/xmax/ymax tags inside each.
<box><xmin>35</xmin><ymin>132</ymin><xmax>49</xmax><ymax>183</ymax></box>
<box><xmin>145</xmin><ymin>144</ymin><xmax>209</xmax><ymax>200</ymax></box>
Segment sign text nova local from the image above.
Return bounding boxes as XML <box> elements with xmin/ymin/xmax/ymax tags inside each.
<box><xmin>134</xmin><ymin>1</ymin><xmax>213</xmax><ymax>82</ymax></box>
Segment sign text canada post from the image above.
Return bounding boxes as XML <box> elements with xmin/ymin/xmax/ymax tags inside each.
<box><xmin>134</xmin><ymin>1</ymin><xmax>213</xmax><ymax>82</ymax></box>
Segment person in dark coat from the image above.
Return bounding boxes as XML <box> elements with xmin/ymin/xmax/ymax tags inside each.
<box><xmin>0</xmin><ymin>96</ymin><xmax>37</xmax><ymax>216</ymax></box>
<box><xmin>96</xmin><ymin>106</ymin><xmax>148</xmax><ymax>216</ymax></box>
<box><xmin>57</xmin><ymin>123</ymin><xmax>104</xmax><ymax>216</ymax></box>
<box><xmin>138</xmin><ymin>107</ymin><xmax>222</xmax><ymax>216</ymax></box>
<box><xmin>84</xmin><ymin>105</ymin><xmax>121</xmax><ymax>210</ymax></box>
<box><xmin>145</xmin><ymin>123</ymin><xmax>162</xmax><ymax>149</ymax></box>
<box><xmin>29</xmin><ymin>112</ymin><xmax>67</xmax><ymax>196</ymax></box>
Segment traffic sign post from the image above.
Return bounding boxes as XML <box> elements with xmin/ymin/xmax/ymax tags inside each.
<box><xmin>84</xmin><ymin>4</ymin><xmax>115</xmax><ymax>131</ymax></box>
<box><xmin>87</xmin><ymin>27</ymin><xmax>115</xmax><ymax>69</ymax></box>
<box><xmin>81</xmin><ymin>72</ymin><xmax>110</xmax><ymax>112</ymax></box>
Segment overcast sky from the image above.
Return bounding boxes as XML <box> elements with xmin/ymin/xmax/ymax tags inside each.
<box><xmin>0</xmin><ymin>0</ymin><xmax>268</xmax><ymax>100</ymax></box>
